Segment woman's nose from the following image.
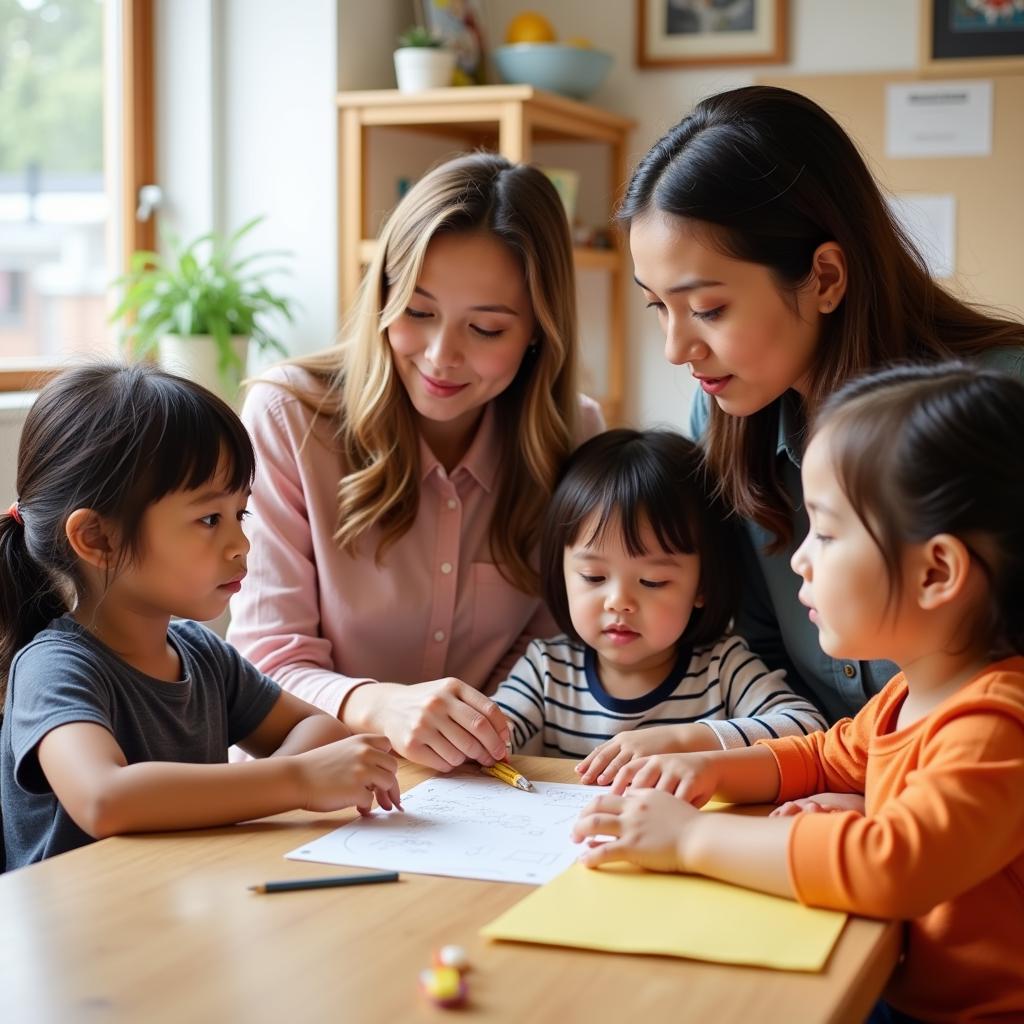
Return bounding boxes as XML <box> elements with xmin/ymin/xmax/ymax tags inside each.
<box><xmin>425</xmin><ymin>326</ymin><xmax>462</xmax><ymax>369</ymax></box>
<box><xmin>665</xmin><ymin>318</ymin><xmax>710</xmax><ymax>366</ymax></box>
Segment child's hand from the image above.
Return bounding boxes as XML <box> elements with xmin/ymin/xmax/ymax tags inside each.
<box><xmin>576</xmin><ymin>724</ymin><xmax>714</xmax><ymax>785</ymax></box>
<box><xmin>770</xmin><ymin>792</ymin><xmax>866</xmax><ymax>817</ymax></box>
<box><xmin>294</xmin><ymin>733</ymin><xmax>401</xmax><ymax>814</ymax></box>
<box><xmin>572</xmin><ymin>789</ymin><xmax>698</xmax><ymax>872</ymax></box>
<box><xmin>609</xmin><ymin>752</ymin><xmax>720</xmax><ymax>805</ymax></box>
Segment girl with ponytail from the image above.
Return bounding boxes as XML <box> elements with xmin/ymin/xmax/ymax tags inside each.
<box><xmin>1</xmin><ymin>363</ymin><xmax>400</xmax><ymax>871</ymax></box>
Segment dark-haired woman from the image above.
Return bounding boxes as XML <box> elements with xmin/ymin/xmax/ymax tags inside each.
<box><xmin>622</xmin><ymin>85</ymin><xmax>1024</xmax><ymax>723</ymax></box>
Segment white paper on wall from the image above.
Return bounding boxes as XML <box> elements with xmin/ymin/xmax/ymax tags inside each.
<box><xmin>886</xmin><ymin>80</ymin><xmax>993</xmax><ymax>158</ymax></box>
<box><xmin>887</xmin><ymin>193</ymin><xmax>957</xmax><ymax>279</ymax></box>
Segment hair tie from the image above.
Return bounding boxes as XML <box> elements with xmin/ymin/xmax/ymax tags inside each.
<box><xmin>7</xmin><ymin>500</ymin><xmax>22</xmax><ymax>526</ymax></box>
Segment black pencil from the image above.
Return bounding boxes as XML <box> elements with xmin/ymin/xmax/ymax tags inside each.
<box><xmin>248</xmin><ymin>871</ymin><xmax>400</xmax><ymax>894</ymax></box>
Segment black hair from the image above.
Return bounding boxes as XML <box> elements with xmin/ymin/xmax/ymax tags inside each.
<box><xmin>813</xmin><ymin>361</ymin><xmax>1024</xmax><ymax>657</ymax></box>
<box><xmin>540</xmin><ymin>428</ymin><xmax>739</xmax><ymax>648</ymax></box>
<box><xmin>0</xmin><ymin>362</ymin><xmax>255</xmax><ymax>696</ymax></box>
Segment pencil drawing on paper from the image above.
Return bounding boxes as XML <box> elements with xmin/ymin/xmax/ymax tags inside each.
<box><xmin>285</xmin><ymin>774</ymin><xmax>594</xmax><ymax>884</ymax></box>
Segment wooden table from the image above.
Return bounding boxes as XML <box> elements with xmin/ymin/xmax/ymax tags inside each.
<box><xmin>0</xmin><ymin>756</ymin><xmax>899</xmax><ymax>1023</ymax></box>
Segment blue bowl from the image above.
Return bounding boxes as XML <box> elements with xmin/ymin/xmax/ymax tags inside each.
<box><xmin>492</xmin><ymin>43</ymin><xmax>612</xmax><ymax>101</ymax></box>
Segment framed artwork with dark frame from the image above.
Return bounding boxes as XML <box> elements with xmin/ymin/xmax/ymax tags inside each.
<box><xmin>921</xmin><ymin>0</ymin><xmax>1024</xmax><ymax>75</ymax></box>
<box><xmin>636</xmin><ymin>0</ymin><xmax>788</xmax><ymax>68</ymax></box>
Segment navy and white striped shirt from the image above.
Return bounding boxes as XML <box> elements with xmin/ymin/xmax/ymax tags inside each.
<box><xmin>494</xmin><ymin>634</ymin><xmax>826</xmax><ymax>758</ymax></box>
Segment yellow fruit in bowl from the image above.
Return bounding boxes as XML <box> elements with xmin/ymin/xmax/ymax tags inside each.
<box><xmin>505</xmin><ymin>11</ymin><xmax>557</xmax><ymax>44</ymax></box>
<box><xmin>566</xmin><ymin>37</ymin><xmax>592</xmax><ymax>48</ymax></box>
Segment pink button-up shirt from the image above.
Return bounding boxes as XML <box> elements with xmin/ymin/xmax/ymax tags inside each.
<box><xmin>227</xmin><ymin>365</ymin><xmax>605</xmax><ymax>716</ymax></box>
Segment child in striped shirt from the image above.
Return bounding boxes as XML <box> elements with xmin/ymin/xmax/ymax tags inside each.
<box><xmin>493</xmin><ymin>429</ymin><xmax>825</xmax><ymax>781</ymax></box>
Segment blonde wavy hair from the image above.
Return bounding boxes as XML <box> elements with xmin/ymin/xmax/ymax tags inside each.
<box><xmin>282</xmin><ymin>152</ymin><xmax>581</xmax><ymax>594</ymax></box>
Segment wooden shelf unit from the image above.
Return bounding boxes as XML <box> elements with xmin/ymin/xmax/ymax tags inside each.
<box><xmin>337</xmin><ymin>85</ymin><xmax>634</xmax><ymax>424</ymax></box>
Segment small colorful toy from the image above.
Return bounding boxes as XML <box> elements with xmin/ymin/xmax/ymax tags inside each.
<box><xmin>432</xmin><ymin>944</ymin><xmax>470</xmax><ymax>971</ymax></box>
<box><xmin>419</xmin><ymin>966</ymin><xmax>468</xmax><ymax>1008</ymax></box>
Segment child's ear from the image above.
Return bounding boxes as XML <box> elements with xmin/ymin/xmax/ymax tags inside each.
<box><xmin>916</xmin><ymin>534</ymin><xmax>973</xmax><ymax>610</ymax></box>
<box><xmin>65</xmin><ymin>508</ymin><xmax>118</xmax><ymax>570</ymax></box>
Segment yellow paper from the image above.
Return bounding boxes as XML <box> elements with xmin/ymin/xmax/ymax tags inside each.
<box><xmin>481</xmin><ymin>862</ymin><xmax>846</xmax><ymax>972</ymax></box>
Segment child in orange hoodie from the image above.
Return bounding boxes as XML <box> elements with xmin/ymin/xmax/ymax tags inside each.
<box><xmin>572</xmin><ymin>363</ymin><xmax>1024</xmax><ymax>1023</ymax></box>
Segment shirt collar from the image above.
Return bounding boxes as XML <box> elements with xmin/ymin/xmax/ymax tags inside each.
<box><xmin>776</xmin><ymin>390</ymin><xmax>806</xmax><ymax>467</ymax></box>
<box><xmin>418</xmin><ymin>402</ymin><xmax>500</xmax><ymax>493</ymax></box>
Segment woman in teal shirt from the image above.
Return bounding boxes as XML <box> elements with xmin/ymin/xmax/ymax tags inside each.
<box><xmin>622</xmin><ymin>85</ymin><xmax>1024</xmax><ymax>723</ymax></box>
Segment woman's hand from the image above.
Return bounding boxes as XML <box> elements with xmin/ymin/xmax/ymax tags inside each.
<box><xmin>343</xmin><ymin>679</ymin><xmax>510</xmax><ymax>772</ymax></box>
<box><xmin>572</xmin><ymin>789</ymin><xmax>698</xmax><ymax>872</ymax></box>
<box><xmin>770</xmin><ymin>792</ymin><xmax>866</xmax><ymax>817</ymax></box>
<box><xmin>576</xmin><ymin>724</ymin><xmax>719</xmax><ymax>786</ymax></box>
<box><xmin>293</xmin><ymin>733</ymin><xmax>401</xmax><ymax>814</ymax></box>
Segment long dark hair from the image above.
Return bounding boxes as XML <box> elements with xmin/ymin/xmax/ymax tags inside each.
<box><xmin>619</xmin><ymin>85</ymin><xmax>1024</xmax><ymax>548</ymax></box>
<box><xmin>540</xmin><ymin>429</ymin><xmax>738</xmax><ymax>649</ymax></box>
<box><xmin>813</xmin><ymin>362</ymin><xmax>1024</xmax><ymax>657</ymax></box>
<box><xmin>0</xmin><ymin>363</ymin><xmax>255</xmax><ymax>697</ymax></box>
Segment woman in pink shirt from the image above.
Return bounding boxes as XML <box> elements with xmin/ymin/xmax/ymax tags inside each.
<box><xmin>228</xmin><ymin>153</ymin><xmax>604</xmax><ymax>771</ymax></box>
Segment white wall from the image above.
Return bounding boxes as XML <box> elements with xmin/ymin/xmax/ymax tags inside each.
<box><xmin>155</xmin><ymin>0</ymin><xmax>342</xmax><ymax>372</ymax></box>
<box><xmin>479</xmin><ymin>0</ymin><xmax>920</xmax><ymax>428</ymax></box>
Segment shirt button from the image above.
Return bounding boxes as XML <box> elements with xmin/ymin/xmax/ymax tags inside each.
<box><xmin>843</xmin><ymin>663</ymin><xmax>857</xmax><ymax>678</ymax></box>
<box><xmin>433</xmin><ymin>630</ymin><xmax>446</xmax><ymax>642</ymax></box>
<box><xmin>446</xmin><ymin>499</ymin><xmax>457</xmax><ymax>510</ymax></box>
<box><xmin>440</xmin><ymin>561</ymin><xmax>453</xmax><ymax>575</ymax></box>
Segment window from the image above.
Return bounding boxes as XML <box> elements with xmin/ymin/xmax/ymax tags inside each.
<box><xmin>0</xmin><ymin>0</ymin><xmax>153</xmax><ymax>389</ymax></box>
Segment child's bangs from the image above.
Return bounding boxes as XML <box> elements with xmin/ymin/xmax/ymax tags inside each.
<box><xmin>574</xmin><ymin>467</ymin><xmax>698</xmax><ymax>558</ymax></box>
<box><xmin>138</xmin><ymin>374</ymin><xmax>255</xmax><ymax>501</ymax></box>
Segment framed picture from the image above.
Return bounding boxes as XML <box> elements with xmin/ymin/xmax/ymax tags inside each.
<box><xmin>636</xmin><ymin>0</ymin><xmax>788</xmax><ymax>68</ymax></box>
<box><xmin>921</xmin><ymin>0</ymin><xmax>1024</xmax><ymax>75</ymax></box>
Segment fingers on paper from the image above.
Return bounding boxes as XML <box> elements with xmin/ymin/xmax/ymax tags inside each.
<box><xmin>577</xmin><ymin>839</ymin><xmax>628</xmax><ymax>868</ymax></box>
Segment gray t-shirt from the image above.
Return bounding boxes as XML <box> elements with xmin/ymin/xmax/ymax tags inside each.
<box><xmin>1</xmin><ymin>616</ymin><xmax>281</xmax><ymax>870</ymax></box>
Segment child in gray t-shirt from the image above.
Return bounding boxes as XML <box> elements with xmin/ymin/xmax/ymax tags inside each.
<box><xmin>1</xmin><ymin>363</ymin><xmax>401</xmax><ymax>872</ymax></box>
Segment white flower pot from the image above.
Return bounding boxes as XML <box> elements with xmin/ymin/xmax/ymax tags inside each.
<box><xmin>157</xmin><ymin>334</ymin><xmax>250</xmax><ymax>407</ymax></box>
<box><xmin>393</xmin><ymin>47</ymin><xmax>456</xmax><ymax>92</ymax></box>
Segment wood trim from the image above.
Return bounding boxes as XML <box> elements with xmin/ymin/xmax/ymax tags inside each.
<box><xmin>0</xmin><ymin>368</ymin><xmax>64</xmax><ymax>393</ymax></box>
<box><xmin>339</xmin><ymin>108</ymin><xmax>365</xmax><ymax>315</ymax></box>
<box><xmin>122</xmin><ymin>0</ymin><xmax>156</xmax><ymax>265</ymax></box>
<box><xmin>337</xmin><ymin>86</ymin><xmax>633</xmax><ymax>133</ymax></box>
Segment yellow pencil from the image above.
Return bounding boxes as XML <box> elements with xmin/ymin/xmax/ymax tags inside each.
<box><xmin>480</xmin><ymin>760</ymin><xmax>534</xmax><ymax>792</ymax></box>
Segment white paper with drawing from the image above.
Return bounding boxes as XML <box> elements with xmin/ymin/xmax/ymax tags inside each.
<box><xmin>285</xmin><ymin>775</ymin><xmax>592</xmax><ymax>884</ymax></box>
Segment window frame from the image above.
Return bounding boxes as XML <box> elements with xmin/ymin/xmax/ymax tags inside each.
<box><xmin>0</xmin><ymin>0</ymin><xmax>155</xmax><ymax>393</ymax></box>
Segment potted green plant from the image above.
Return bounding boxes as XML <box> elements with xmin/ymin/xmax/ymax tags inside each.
<box><xmin>394</xmin><ymin>24</ymin><xmax>456</xmax><ymax>92</ymax></box>
<box><xmin>112</xmin><ymin>217</ymin><xmax>294</xmax><ymax>404</ymax></box>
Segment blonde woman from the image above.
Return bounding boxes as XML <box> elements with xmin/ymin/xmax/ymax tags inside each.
<box><xmin>227</xmin><ymin>153</ymin><xmax>604</xmax><ymax>772</ymax></box>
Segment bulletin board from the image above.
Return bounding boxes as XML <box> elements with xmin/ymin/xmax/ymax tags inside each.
<box><xmin>756</xmin><ymin>72</ymin><xmax>1024</xmax><ymax>318</ymax></box>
